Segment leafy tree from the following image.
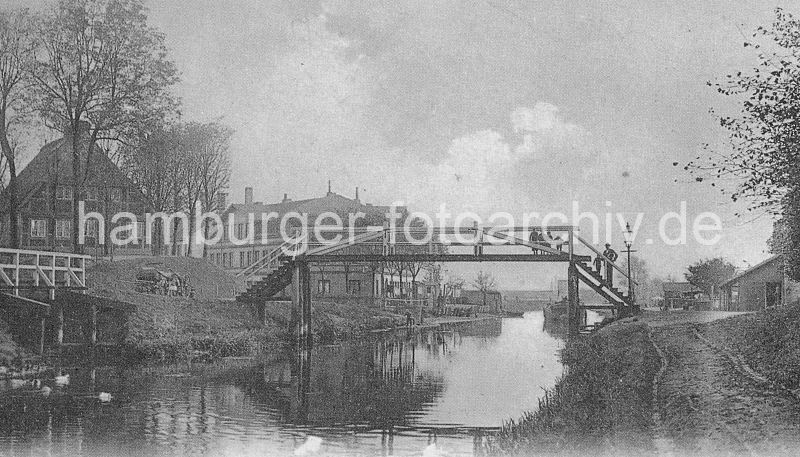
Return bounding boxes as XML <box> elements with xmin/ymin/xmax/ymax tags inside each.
<box><xmin>769</xmin><ymin>189</ymin><xmax>800</xmax><ymax>280</ymax></box>
<box><xmin>29</xmin><ymin>0</ymin><xmax>178</xmax><ymax>253</ymax></box>
<box><xmin>684</xmin><ymin>258</ymin><xmax>737</xmax><ymax>295</ymax></box>
<box><xmin>689</xmin><ymin>8</ymin><xmax>800</xmax><ymax>211</ymax></box>
<box><xmin>0</xmin><ymin>8</ymin><xmax>36</xmax><ymax>248</ymax></box>
<box><xmin>688</xmin><ymin>8</ymin><xmax>800</xmax><ymax>281</ymax></box>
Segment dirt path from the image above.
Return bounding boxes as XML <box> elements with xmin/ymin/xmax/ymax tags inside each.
<box><xmin>644</xmin><ymin>311</ymin><xmax>800</xmax><ymax>456</ymax></box>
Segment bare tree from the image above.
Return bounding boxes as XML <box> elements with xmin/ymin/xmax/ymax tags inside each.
<box><xmin>196</xmin><ymin>122</ymin><xmax>233</xmax><ymax>253</ymax></box>
<box><xmin>0</xmin><ymin>8</ymin><xmax>36</xmax><ymax>248</ymax></box>
<box><xmin>29</xmin><ymin>0</ymin><xmax>178</xmax><ymax>253</ymax></box>
<box><xmin>472</xmin><ymin>270</ymin><xmax>497</xmax><ymax>308</ymax></box>
<box><xmin>172</xmin><ymin>122</ymin><xmax>233</xmax><ymax>257</ymax></box>
<box><xmin>120</xmin><ymin>125</ymin><xmax>183</xmax><ymax>254</ymax></box>
<box><xmin>443</xmin><ymin>276</ymin><xmax>465</xmax><ymax>304</ymax></box>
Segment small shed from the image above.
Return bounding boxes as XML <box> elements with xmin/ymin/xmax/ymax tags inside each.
<box><xmin>719</xmin><ymin>255</ymin><xmax>800</xmax><ymax>311</ymax></box>
<box><xmin>461</xmin><ymin>289</ymin><xmax>503</xmax><ymax>313</ymax></box>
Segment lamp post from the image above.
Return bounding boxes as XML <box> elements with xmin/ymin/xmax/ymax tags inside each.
<box><xmin>622</xmin><ymin>222</ymin><xmax>636</xmax><ymax>307</ymax></box>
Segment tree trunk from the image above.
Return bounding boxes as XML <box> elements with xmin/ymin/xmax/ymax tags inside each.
<box><xmin>0</xmin><ymin>124</ymin><xmax>19</xmax><ymax>247</ymax></box>
<box><xmin>71</xmin><ymin>127</ymin><xmax>84</xmax><ymax>254</ymax></box>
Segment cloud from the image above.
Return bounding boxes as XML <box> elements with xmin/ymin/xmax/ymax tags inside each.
<box><xmin>378</xmin><ymin>102</ymin><xmax>599</xmax><ymax>215</ymax></box>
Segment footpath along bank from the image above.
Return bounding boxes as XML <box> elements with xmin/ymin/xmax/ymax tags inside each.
<box><xmin>489</xmin><ymin>307</ymin><xmax>800</xmax><ymax>456</ymax></box>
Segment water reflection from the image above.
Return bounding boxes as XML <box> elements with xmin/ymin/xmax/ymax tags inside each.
<box><xmin>0</xmin><ymin>312</ymin><xmax>567</xmax><ymax>456</ymax></box>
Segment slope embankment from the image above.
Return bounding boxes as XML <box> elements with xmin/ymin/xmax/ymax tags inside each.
<box><xmin>86</xmin><ymin>257</ymin><xmax>404</xmax><ymax>362</ymax></box>
<box><xmin>490</xmin><ymin>307</ymin><xmax>800</xmax><ymax>456</ymax></box>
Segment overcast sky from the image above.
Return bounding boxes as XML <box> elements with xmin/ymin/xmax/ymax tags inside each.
<box><xmin>16</xmin><ymin>0</ymin><xmax>800</xmax><ymax>288</ymax></box>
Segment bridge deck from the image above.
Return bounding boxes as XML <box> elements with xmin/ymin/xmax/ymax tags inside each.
<box><xmin>285</xmin><ymin>254</ymin><xmax>591</xmax><ymax>263</ymax></box>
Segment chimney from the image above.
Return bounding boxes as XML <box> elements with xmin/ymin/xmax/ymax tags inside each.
<box><xmin>355</xmin><ymin>187</ymin><xmax>359</xmax><ymax>202</ymax></box>
<box><xmin>282</xmin><ymin>192</ymin><xmax>291</xmax><ymax>203</ymax></box>
<box><xmin>216</xmin><ymin>192</ymin><xmax>228</xmax><ymax>210</ymax></box>
<box><xmin>244</xmin><ymin>187</ymin><xmax>253</xmax><ymax>205</ymax></box>
<box><xmin>327</xmin><ymin>180</ymin><xmax>332</xmax><ymax>196</ymax></box>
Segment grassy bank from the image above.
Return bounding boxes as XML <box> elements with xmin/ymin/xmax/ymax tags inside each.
<box><xmin>701</xmin><ymin>303</ymin><xmax>800</xmax><ymax>390</ymax></box>
<box><xmin>489</xmin><ymin>320</ymin><xmax>660</xmax><ymax>456</ymax></box>
<box><xmin>119</xmin><ymin>294</ymin><xmax>405</xmax><ymax>362</ymax></box>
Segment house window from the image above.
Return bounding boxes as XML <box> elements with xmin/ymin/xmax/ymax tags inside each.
<box><xmin>55</xmin><ymin>220</ymin><xmax>71</xmax><ymax>239</ymax></box>
<box><xmin>85</xmin><ymin>219</ymin><xmax>99</xmax><ymax>238</ymax></box>
<box><xmin>246</xmin><ymin>251</ymin><xmax>252</xmax><ymax>266</ymax></box>
<box><xmin>239</xmin><ymin>251</ymin><xmax>245</xmax><ymax>267</ymax></box>
<box><xmin>86</xmin><ymin>187</ymin><xmax>98</xmax><ymax>201</ymax></box>
<box><xmin>318</xmin><ymin>279</ymin><xmax>331</xmax><ymax>295</ymax></box>
<box><xmin>56</xmin><ymin>186</ymin><xmax>73</xmax><ymax>201</ymax></box>
<box><xmin>348</xmin><ymin>280</ymin><xmax>361</xmax><ymax>295</ymax></box>
<box><xmin>30</xmin><ymin>220</ymin><xmax>47</xmax><ymax>238</ymax></box>
<box><xmin>134</xmin><ymin>221</ymin><xmax>145</xmax><ymax>241</ymax></box>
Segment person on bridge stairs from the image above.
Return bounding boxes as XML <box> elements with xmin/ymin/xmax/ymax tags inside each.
<box><xmin>602</xmin><ymin>243</ymin><xmax>619</xmax><ymax>286</ymax></box>
<box><xmin>593</xmin><ymin>253</ymin><xmax>604</xmax><ymax>278</ymax></box>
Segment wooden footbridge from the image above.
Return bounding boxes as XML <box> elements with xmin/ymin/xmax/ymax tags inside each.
<box><xmin>0</xmin><ymin>248</ymin><xmax>133</xmax><ymax>354</ymax></box>
<box><xmin>236</xmin><ymin>225</ymin><xmax>638</xmax><ymax>340</ymax></box>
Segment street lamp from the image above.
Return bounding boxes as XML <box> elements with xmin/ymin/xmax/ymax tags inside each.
<box><xmin>622</xmin><ymin>222</ymin><xmax>636</xmax><ymax>307</ymax></box>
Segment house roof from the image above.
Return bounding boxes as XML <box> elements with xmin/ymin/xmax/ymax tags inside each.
<box><xmin>720</xmin><ymin>255</ymin><xmax>782</xmax><ymax>288</ymax></box>
<box><xmin>663</xmin><ymin>282</ymin><xmax>702</xmax><ymax>293</ymax></box>
<box><xmin>1</xmin><ymin>135</ymin><xmax>146</xmax><ymax>210</ymax></box>
<box><xmin>221</xmin><ymin>191</ymin><xmax>406</xmax><ymax>223</ymax></box>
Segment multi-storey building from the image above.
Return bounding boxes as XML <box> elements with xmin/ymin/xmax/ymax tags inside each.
<box><xmin>206</xmin><ymin>186</ymin><xmax>420</xmax><ymax>301</ymax></box>
<box><xmin>0</xmin><ymin>128</ymin><xmax>150</xmax><ymax>257</ymax></box>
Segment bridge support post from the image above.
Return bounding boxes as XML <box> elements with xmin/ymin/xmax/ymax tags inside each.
<box><xmin>56</xmin><ymin>305</ymin><xmax>64</xmax><ymax>347</ymax></box>
<box><xmin>39</xmin><ymin>315</ymin><xmax>46</xmax><ymax>356</ymax></box>
<box><xmin>567</xmin><ymin>261</ymin><xmax>580</xmax><ymax>337</ymax></box>
<box><xmin>291</xmin><ymin>261</ymin><xmax>312</xmax><ymax>350</ymax></box>
<box><xmin>88</xmin><ymin>305</ymin><xmax>97</xmax><ymax>348</ymax></box>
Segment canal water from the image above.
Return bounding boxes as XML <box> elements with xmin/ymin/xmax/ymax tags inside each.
<box><xmin>0</xmin><ymin>311</ymin><xmax>573</xmax><ymax>456</ymax></box>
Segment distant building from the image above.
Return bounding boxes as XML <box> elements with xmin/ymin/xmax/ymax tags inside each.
<box><xmin>0</xmin><ymin>127</ymin><xmax>149</xmax><ymax>257</ymax></box>
<box><xmin>662</xmin><ymin>282</ymin><xmax>705</xmax><ymax>309</ymax></box>
<box><xmin>719</xmin><ymin>256</ymin><xmax>800</xmax><ymax>311</ymax></box>
<box><xmin>206</xmin><ymin>186</ymin><xmax>413</xmax><ymax>301</ymax></box>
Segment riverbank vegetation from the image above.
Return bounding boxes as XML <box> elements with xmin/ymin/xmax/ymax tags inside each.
<box><xmin>489</xmin><ymin>320</ymin><xmax>660</xmax><ymax>455</ymax></box>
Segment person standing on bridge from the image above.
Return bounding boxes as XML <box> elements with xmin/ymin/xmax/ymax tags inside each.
<box><xmin>602</xmin><ymin>243</ymin><xmax>619</xmax><ymax>286</ymax></box>
<box><xmin>529</xmin><ymin>229</ymin><xmax>541</xmax><ymax>254</ymax></box>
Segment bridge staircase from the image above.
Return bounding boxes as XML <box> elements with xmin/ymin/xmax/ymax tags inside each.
<box><xmin>235</xmin><ymin>237</ymin><xmax>303</xmax><ymax>303</ymax></box>
<box><xmin>236</xmin><ymin>260</ymin><xmax>293</xmax><ymax>303</ymax></box>
<box><xmin>571</xmin><ymin>234</ymin><xmax>637</xmax><ymax>327</ymax></box>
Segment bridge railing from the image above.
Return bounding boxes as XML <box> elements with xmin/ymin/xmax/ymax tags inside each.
<box><xmin>0</xmin><ymin>248</ymin><xmax>91</xmax><ymax>298</ymax></box>
<box><xmin>288</xmin><ymin>225</ymin><xmax>578</xmax><ymax>259</ymax></box>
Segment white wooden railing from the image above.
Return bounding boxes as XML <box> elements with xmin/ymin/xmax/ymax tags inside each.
<box><xmin>0</xmin><ymin>248</ymin><xmax>90</xmax><ymax>299</ymax></box>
